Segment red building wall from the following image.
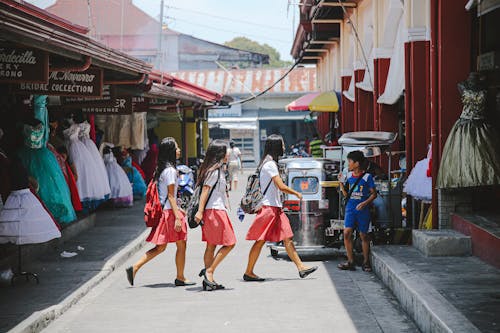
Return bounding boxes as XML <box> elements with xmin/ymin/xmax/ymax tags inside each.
<box><xmin>341</xmin><ymin>76</ymin><xmax>354</xmax><ymax>134</ymax></box>
<box><xmin>430</xmin><ymin>0</ymin><xmax>472</xmax><ymax>226</ymax></box>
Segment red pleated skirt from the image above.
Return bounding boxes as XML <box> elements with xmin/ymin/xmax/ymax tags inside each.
<box><xmin>146</xmin><ymin>209</ymin><xmax>187</xmax><ymax>245</ymax></box>
<box><xmin>202</xmin><ymin>209</ymin><xmax>237</xmax><ymax>246</ymax></box>
<box><xmin>246</xmin><ymin>206</ymin><xmax>294</xmax><ymax>242</ymax></box>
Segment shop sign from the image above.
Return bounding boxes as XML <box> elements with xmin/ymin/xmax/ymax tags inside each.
<box><xmin>208</xmin><ymin>103</ymin><xmax>242</xmax><ymax>118</ymax></box>
<box><xmin>16</xmin><ymin>68</ymin><xmax>103</xmax><ymax>96</ymax></box>
<box><xmin>0</xmin><ymin>45</ymin><xmax>49</xmax><ymax>83</ymax></box>
<box><xmin>60</xmin><ymin>85</ymin><xmax>114</xmax><ymax>105</ymax></box>
<box><xmin>81</xmin><ymin>96</ymin><xmax>133</xmax><ymax>114</ymax></box>
<box><xmin>132</xmin><ymin>96</ymin><xmax>150</xmax><ymax>112</ymax></box>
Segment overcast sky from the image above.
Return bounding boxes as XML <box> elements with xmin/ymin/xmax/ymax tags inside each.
<box><xmin>26</xmin><ymin>0</ymin><xmax>298</xmax><ymax>61</ymax></box>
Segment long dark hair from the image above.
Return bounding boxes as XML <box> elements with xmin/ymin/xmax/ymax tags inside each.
<box><xmin>154</xmin><ymin>137</ymin><xmax>177</xmax><ymax>181</ymax></box>
<box><xmin>260</xmin><ymin>134</ymin><xmax>284</xmax><ymax>167</ymax></box>
<box><xmin>197</xmin><ymin>139</ymin><xmax>228</xmax><ymax>186</ymax></box>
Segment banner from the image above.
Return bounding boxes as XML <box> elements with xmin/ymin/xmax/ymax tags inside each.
<box><xmin>132</xmin><ymin>96</ymin><xmax>150</xmax><ymax>112</ymax></box>
<box><xmin>0</xmin><ymin>45</ymin><xmax>49</xmax><ymax>83</ymax></box>
<box><xmin>60</xmin><ymin>85</ymin><xmax>114</xmax><ymax>105</ymax></box>
<box><xmin>81</xmin><ymin>96</ymin><xmax>133</xmax><ymax>114</ymax></box>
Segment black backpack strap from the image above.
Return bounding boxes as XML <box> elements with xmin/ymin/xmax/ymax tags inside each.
<box><xmin>260</xmin><ymin>159</ymin><xmax>277</xmax><ymax>196</ymax></box>
<box><xmin>345</xmin><ymin>172</ymin><xmax>366</xmax><ymax>202</ymax></box>
<box><xmin>262</xmin><ymin>179</ymin><xmax>273</xmax><ymax>195</ymax></box>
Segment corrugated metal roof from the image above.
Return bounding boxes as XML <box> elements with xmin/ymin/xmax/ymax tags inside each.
<box><xmin>171</xmin><ymin>67</ymin><xmax>316</xmax><ymax>95</ymax></box>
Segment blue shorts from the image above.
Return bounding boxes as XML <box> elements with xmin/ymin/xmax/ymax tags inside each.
<box><xmin>344</xmin><ymin>207</ymin><xmax>370</xmax><ymax>233</ymax></box>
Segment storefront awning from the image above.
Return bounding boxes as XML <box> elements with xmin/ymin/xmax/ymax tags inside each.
<box><xmin>286</xmin><ymin>92</ymin><xmax>320</xmax><ymax>111</ymax></box>
<box><xmin>286</xmin><ymin>92</ymin><xmax>339</xmax><ymax>112</ymax></box>
<box><xmin>208</xmin><ymin>117</ymin><xmax>258</xmax><ymax>130</ymax></box>
<box><xmin>149</xmin><ymin>71</ymin><xmax>223</xmax><ymax>104</ymax></box>
<box><xmin>0</xmin><ymin>0</ymin><xmax>152</xmax><ymax>77</ymax></box>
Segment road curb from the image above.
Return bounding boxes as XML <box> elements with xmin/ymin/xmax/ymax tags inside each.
<box><xmin>9</xmin><ymin>229</ymin><xmax>150</xmax><ymax>333</ymax></box>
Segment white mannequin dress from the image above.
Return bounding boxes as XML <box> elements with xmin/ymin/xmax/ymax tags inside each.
<box><xmin>79</xmin><ymin>122</ymin><xmax>111</xmax><ymax>197</ymax></box>
<box><xmin>0</xmin><ymin>189</ymin><xmax>61</xmax><ymax>244</ymax></box>
<box><xmin>103</xmin><ymin>152</ymin><xmax>133</xmax><ymax>207</ymax></box>
<box><xmin>404</xmin><ymin>158</ymin><xmax>432</xmax><ymax>202</ymax></box>
<box><xmin>64</xmin><ymin>124</ymin><xmax>109</xmax><ymax>207</ymax></box>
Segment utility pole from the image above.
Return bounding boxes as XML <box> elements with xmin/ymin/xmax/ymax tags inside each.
<box><xmin>120</xmin><ymin>0</ymin><xmax>125</xmax><ymax>51</ymax></box>
<box><xmin>158</xmin><ymin>0</ymin><xmax>164</xmax><ymax>72</ymax></box>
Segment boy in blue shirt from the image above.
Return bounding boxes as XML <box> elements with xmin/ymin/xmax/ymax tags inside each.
<box><xmin>338</xmin><ymin>151</ymin><xmax>377</xmax><ymax>272</ymax></box>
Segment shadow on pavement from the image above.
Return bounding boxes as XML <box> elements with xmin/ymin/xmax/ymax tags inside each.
<box><xmin>322</xmin><ymin>257</ymin><xmax>420</xmax><ymax>333</ymax></box>
<box><xmin>185</xmin><ymin>286</ymin><xmax>235</xmax><ymax>292</ymax></box>
<box><xmin>141</xmin><ymin>283</ymin><xmax>176</xmax><ymax>288</ymax></box>
<box><xmin>0</xmin><ymin>202</ymin><xmax>147</xmax><ymax>332</ymax></box>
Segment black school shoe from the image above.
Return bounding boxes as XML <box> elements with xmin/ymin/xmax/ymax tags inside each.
<box><xmin>174</xmin><ymin>279</ymin><xmax>196</xmax><ymax>286</ymax></box>
<box><xmin>243</xmin><ymin>274</ymin><xmax>266</xmax><ymax>282</ymax></box>
<box><xmin>299</xmin><ymin>266</ymin><xmax>318</xmax><ymax>278</ymax></box>
<box><xmin>126</xmin><ymin>267</ymin><xmax>134</xmax><ymax>286</ymax></box>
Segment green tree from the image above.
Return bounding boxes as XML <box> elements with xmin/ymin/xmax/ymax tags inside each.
<box><xmin>224</xmin><ymin>37</ymin><xmax>292</xmax><ymax>68</ymax></box>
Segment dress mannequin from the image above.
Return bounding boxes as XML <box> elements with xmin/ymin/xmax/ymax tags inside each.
<box><xmin>437</xmin><ymin>72</ymin><xmax>500</xmax><ymax>188</ymax></box>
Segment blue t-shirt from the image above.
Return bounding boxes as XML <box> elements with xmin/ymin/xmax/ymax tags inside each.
<box><xmin>345</xmin><ymin>172</ymin><xmax>375</xmax><ymax>210</ymax></box>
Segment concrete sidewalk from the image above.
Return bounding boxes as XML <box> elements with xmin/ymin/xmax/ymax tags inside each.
<box><xmin>0</xmin><ymin>201</ymin><xmax>148</xmax><ymax>333</ymax></box>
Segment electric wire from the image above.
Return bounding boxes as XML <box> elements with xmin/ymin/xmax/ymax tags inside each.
<box><xmin>213</xmin><ymin>0</ymin><xmax>328</xmax><ymax>106</ymax></box>
<box><xmin>164</xmin><ymin>16</ymin><xmax>291</xmax><ymax>44</ymax></box>
<box><xmin>165</xmin><ymin>4</ymin><xmax>289</xmax><ymax>31</ymax></box>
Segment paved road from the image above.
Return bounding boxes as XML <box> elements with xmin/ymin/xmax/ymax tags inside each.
<box><xmin>44</xmin><ymin>171</ymin><xmax>419</xmax><ymax>333</ymax></box>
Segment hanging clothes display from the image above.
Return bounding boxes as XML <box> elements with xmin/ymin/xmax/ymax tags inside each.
<box><xmin>122</xmin><ymin>155</ymin><xmax>146</xmax><ymax>199</ymax></box>
<box><xmin>103</xmin><ymin>148</ymin><xmax>133</xmax><ymax>207</ymax></box>
<box><xmin>132</xmin><ymin>159</ymin><xmax>146</xmax><ymax>181</ymax></box>
<box><xmin>17</xmin><ymin>96</ymin><xmax>76</xmax><ymax>223</ymax></box>
<box><xmin>64</xmin><ymin>123</ymin><xmax>109</xmax><ymax>210</ymax></box>
<box><xmin>79</xmin><ymin>121</ymin><xmax>111</xmax><ymax>197</ymax></box>
<box><xmin>63</xmin><ymin>159</ymin><xmax>83</xmax><ymax>212</ymax></box>
<box><xmin>437</xmin><ymin>73</ymin><xmax>500</xmax><ymax>188</ymax></box>
<box><xmin>141</xmin><ymin>143</ymin><xmax>158</xmax><ymax>184</ymax></box>
<box><xmin>0</xmin><ymin>158</ymin><xmax>61</xmax><ymax>245</ymax></box>
<box><xmin>404</xmin><ymin>158</ymin><xmax>432</xmax><ymax>201</ymax></box>
<box><xmin>96</xmin><ymin>113</ymin><xmax>147</xmax><ymax>150</ymax></box>
<box><xmin>47</xmin><ymin>144</ymin><xmax>82</xmax><ymax>212</ymax></box>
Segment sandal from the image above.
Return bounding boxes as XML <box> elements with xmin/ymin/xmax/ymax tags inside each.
<box><xmin>362</xmin><ymin>262</ymin><xmax>372</xmax><ymax>272</ymax></box>
<box><xmin>337</xmin><ymin>261</ymin><xmax>356</xmax><ymax>271</ymax></box>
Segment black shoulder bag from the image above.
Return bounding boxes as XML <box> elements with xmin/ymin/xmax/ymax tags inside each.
<box><xmin>344</xmin><ymin>172</ymin><xmax>366</xmax><ymax>207</ymax></box>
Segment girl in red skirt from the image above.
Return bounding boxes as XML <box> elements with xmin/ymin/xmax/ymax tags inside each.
<box><xmin>195</xmin><ymin>140</ymin><xmax>236</xmax><ymax>291</ymax></box>
<box><xmin>126</xmin><ymin>137</ymin><xmax>195</xmax><ymax>287</ymax></box>
<box><xmin>244</xmin><ymin>134</ymin><xmax>318</xmax><ymax>281</ymax></box>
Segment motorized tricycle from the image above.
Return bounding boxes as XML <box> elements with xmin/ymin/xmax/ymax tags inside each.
<box><xmin>269</xmin><ymin>131</ymin><xmax>405</xmax><ymax>258</ymax></box>
<box><xmin>268</xmin><ymin>157</ymin><xmax>341</xmax><ymax>257</ymax></box>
